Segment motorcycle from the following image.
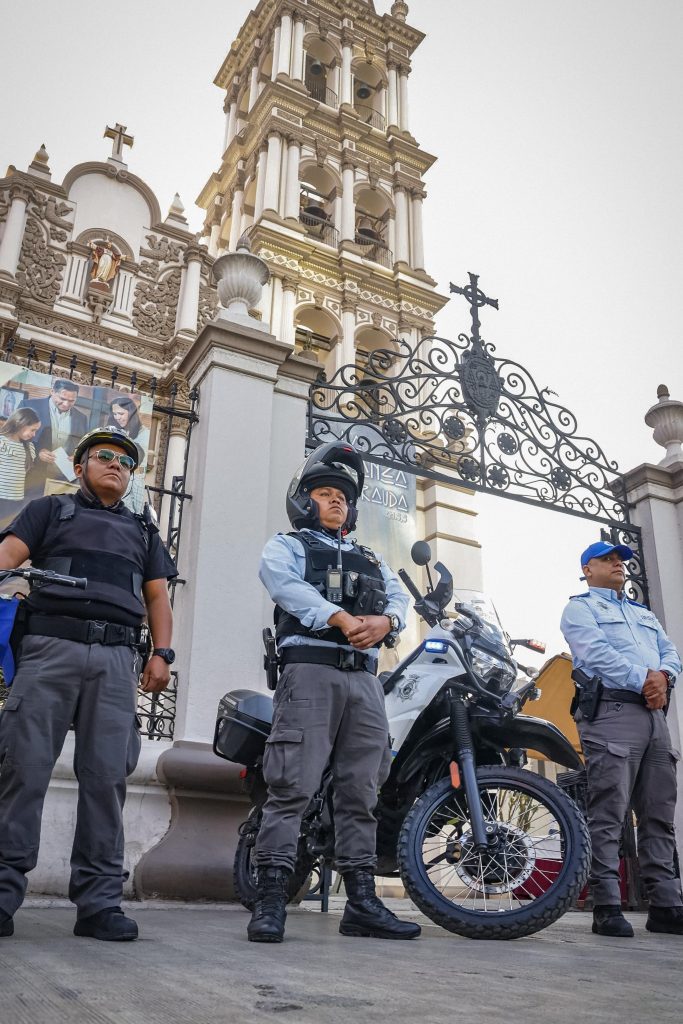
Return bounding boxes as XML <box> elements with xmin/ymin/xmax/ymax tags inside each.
<box><xmin>214</xmin><ymin>542</ymin><xmax>590</xmax><ymax>939</ymax></box>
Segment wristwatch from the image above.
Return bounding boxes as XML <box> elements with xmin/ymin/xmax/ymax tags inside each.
<box><xmin>153</xmin><ymin>647</ymin><xmax>176</xmax><ymax>665</ymax></box>
<box><xmin>386</xmin><ymin>613</ymin><xmax>400</xmax><ymax>633</ymax></box>
<box><xmin>662</xmin><ymin>671</ymin><xmax>675</xmax><ymax>687</ymax></box>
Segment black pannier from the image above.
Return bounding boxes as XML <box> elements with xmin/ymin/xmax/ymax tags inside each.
<box><xmin>213</xmin><ymin>689</ymin><xmax>273</xmax><ymax>766</ymax></box>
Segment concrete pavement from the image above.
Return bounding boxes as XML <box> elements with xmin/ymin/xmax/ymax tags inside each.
<box><xmin>0</xmin><ymin>898</ymin><xmax>679</xmax><ymax>1024</ymax></box>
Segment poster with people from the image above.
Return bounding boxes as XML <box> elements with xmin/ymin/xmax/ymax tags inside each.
<box><xmin>0</xmin><ymin>361</ymin><xmax>153</xmax><ymax>530</ymax></box>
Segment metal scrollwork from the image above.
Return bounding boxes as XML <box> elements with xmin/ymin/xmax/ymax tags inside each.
<box><xmin>308</xmin><ymin>270</ymin><xmax>649</xmax><ymax>604</ymax></box>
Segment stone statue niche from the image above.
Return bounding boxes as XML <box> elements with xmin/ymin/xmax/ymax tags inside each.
<box><xmin>86</xmin><ymin>236</ymin><xmax>123</xmax><ymax>322</ymax></box>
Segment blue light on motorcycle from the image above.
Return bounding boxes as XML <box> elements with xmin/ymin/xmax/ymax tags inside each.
<box><xmin>425</xmin><ymin>640</ymin><xmax>449</xmax><ymax>653</ymax></box>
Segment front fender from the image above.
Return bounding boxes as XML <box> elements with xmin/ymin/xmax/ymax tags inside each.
<box><xmin>478</xmin><ymin>714</ymin><xmax>583</xmax><ymax>770</ymax></box>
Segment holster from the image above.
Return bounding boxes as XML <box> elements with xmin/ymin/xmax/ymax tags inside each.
<box><xmin>262</xmin><ymin>627</ymin><xmax>279</xmax><ymax>691</ymax></box>
<box><xmin>570</xmin><ymin>666</ymin><xmax>603</xmax><ymax>722</ymax></box>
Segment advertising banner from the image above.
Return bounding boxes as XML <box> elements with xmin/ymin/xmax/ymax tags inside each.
<box><xmin>0</xmin><ymin>361</ymin><xmax>153</xmax><ymax>530</ymax></box>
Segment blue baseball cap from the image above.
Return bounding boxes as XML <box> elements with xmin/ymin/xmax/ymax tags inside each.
<box><xmin>580</xmin><ymin>541</ymin><xmax>634</xmax><ymax>568</ymax></box>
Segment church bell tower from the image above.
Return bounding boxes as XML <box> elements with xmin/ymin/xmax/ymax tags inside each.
<box><xmin>196</xmin><ymin>0</ymin><xmax>447</xmax><ymax>373</ymax></box>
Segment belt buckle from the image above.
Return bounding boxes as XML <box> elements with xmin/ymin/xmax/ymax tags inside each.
<box><xmin>87</xmin><ymin>620</ymin><xmax>108</xmax><ymax>644</ymax></box>
<box><xmin>338</xmin><ymin>649</ymin><xmax>356</xmax><ymax>671</ymax></box>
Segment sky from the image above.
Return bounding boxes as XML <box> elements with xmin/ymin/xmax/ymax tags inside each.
<box><xmin>2</xmin><ymin>0</ymin><xmax>681</xmax><ymax>662</ymax></box>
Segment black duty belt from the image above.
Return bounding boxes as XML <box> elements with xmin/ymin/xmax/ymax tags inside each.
<box><xmin>26</xmin><ymin>614</ymin><xmax>142</xmax><ymax>648</ymax></box>
<box><xmin>601</xmin><ymin>688</ymin><xmax>647</xmax><ymax>706</ymax></box>
<box><xmin>280</xmin><ymin>646</ymin><xmax>375</xmax><ymax>673</ymax></box>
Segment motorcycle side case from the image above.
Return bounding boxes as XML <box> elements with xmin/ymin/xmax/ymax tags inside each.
<box><xmin>213</xmin><ymin>689</ymin><xmax>273</xmax><ymax>766</ymax></box>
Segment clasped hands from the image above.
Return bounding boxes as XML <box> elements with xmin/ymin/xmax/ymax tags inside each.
<box><xmin>328</xmin><ymin>610</ymin><xmax>390</xmax><ymax>650</ymax></box>
<box><xmin>643</xmin><ymin>669</ymin><xmax>670</xmax><ymax>711</ymax></box>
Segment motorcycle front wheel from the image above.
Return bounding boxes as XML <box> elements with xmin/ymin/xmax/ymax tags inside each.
<box><xmin>398</xmin><ymin>766</ymin><xmax>590</xmax><ymax>939</ymax></box>
<box><xmin>233</xmin><ymin>816</ymin><xmax>317</xmax><ymax>911</ymax></box>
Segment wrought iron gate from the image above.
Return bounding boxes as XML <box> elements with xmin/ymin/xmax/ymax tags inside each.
<box><xmin>0</xmin><ymin>336</ymin><xmax>198</xmax><ymax>737</ymax></box>
<box><xmin>307</xmin><ymin>272</ymin><xmax>648</xmax><ymax>604</ymax></box>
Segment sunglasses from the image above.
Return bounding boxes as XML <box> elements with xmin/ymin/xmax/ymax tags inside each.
<box><xmin>93</xmin><ymin>448</ymin><xmax>136</xmax><ymax>471</ymax></box>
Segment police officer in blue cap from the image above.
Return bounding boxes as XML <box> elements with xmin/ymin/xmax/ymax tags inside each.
<box><xmin>561</xmin><ymin>541</ymin><xmax>682</xmax><ymax>937</ymax></box>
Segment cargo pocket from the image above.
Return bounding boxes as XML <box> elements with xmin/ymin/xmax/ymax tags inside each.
<box><xmin>0</xmin><ymin>694</ymin><xmax>22</xmax><ymax>776</ymax></box>
<box><xmin>125</xmin><ymin>714</ymin><xmax>143</xmax><ymax>777</ymax></box>
<box><xmin>263</xmin><ymin>728</ymin><xmax>303</xmax><ymax>789</ymax></box>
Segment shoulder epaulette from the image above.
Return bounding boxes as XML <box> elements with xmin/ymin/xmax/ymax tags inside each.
<box><xmin>568</xmin><ymin>592</ymin><xmax>591</xmax><ymax>600</ymax></box>
<box><xmin>627</xmin><ymin>598</ymin><xmax>646</xmax><ymax>608</ymax></box>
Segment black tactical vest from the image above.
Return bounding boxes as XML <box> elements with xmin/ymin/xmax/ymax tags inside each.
<box><xmin>275</xmin><ymin>531</ymin><xmax>386</xmax><ymax>646</ymax></box>
<box><xmin>29</xmin><ymin>494</ymin><xmax>152</xmax><ymax>621</ymax></box>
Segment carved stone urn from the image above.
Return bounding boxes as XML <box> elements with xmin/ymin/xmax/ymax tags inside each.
<box><xmin>211</xmin><ymin>234</ymin><xmax>270</xmax><ymax>331</ymax></box>
<box><xmin>644</xmin><ymin>385</ymin><xmax>683</xmax><ymax>466</ymax></box>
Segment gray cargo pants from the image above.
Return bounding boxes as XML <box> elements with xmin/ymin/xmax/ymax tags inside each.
<box><xmin>578</xmin><ymin>699</ymin><xmax>683</xmax><ymax>907</ymax></box>
<box><xmin>254</xmin><ymin>662</ymin><xmax>392</xmax><ymax>873</ymax></box>
<box><xmin>0</xmin><ymin>635</ymin><xmax>141</xmax><ymax>918</ymax></box>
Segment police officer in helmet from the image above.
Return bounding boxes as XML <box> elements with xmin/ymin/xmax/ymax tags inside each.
<box><xmin>0</xmin><ymin>426</ymin><xmax>177</xmax><ymax>942</ymax></box>
<box><xmin>249</xmin><ymin>441</ymin><xmax>419</xmax><ymax>943</ymax></box>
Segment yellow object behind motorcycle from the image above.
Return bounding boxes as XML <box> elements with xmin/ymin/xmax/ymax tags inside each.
<box><xmin>522</xmin><ymin>653</ymin><xmax>582</xmax><ymax>760</ymax></box>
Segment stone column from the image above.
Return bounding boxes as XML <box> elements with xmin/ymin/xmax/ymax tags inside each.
<box><xmin>341</xmin><ymin>160</ymin><xmax>355</xmax><ymax>241</ymax></box>
<box><xmin>175</xmin><ymin>244</ymin><xmax>203</xmax><ymax>337</ymax></box>
<box><xmin>159</xmin><ymin>425</ymin><xmax>187</xmax><ymax>539</ymax></box>
<box><xmin>271</xmin><ymin>275</ymin><xmax>283</xmax><ymax>337</ymax></box>
<box><xmin>283</xmin><ymin>138</ymin><xmax>301</xmax><ymax>221</ymax></box>
<box><xmin>271</xmin><ymin>23</ymin><xmax>281</xmax><ymax>82</ymax></box>
<box><xmin>262</xmin><ymin>132</ymin><xmax>282</xmax><ymax>213</ymax></box>
<box><xmin>341</xmin><ymin>302</ymin><xmax>356</xmax><ymax>366</ymax></box>
<box><xmin>227</xmin><ymin>185</ymin><xmax>245</xmax><ymax>252</ymax></box>
<box><xmin>277</xmin><ymin>10</ymin><xmax>293</xmax><ymax>78</ymax></box>
<box><xmin>0</xmin><ymin>182</ymin><xmax>31</xmax><ymax>280</ymax></box>
<box><xmin>621</xmin><ymin>386</ymin><xmax>683</xmax><ymax>838</ymax></box>
<box><xmin>281</xmin><ymin>278</ymin><xmax>297</xmax><ymax>347</ymax></box>
<box><xmin>340</xmin><ymin>30</ymin><xmax>353</xmax><ymax>107</ymax></box>
<box><xmin>208</xmin><ymin>221</ymin><xmax>221</xmax><ymax>257</ymax></box>
<box><xmin>411</xmin><ymin>190</ymin><xmax>425</xmax><ymax>270</ymax></box>
<box><xmin>291</xmin><ymin>13</ymin><xmax>305</xmax><ymax>80</ymax></box>
<box><xmin>387</xmin><ymin>62</ymin><xmax>399</xmax><ymax>128</ymax></box>
<box><xmin>225</xmin><ymin>90</ymin><xmax>239</xmax><ymax>150</ymax></box>
<box><xmin>254</xmin><ymin>144</ymin><xmax>268</xmax><ymax>220</ymax></box>
<box><xmin>394</xmin><ymin>185</ymin><xmax>409</xmax><ymax>264</ymax></box>
<box><xmin>398</xmin><ymin>65</ymin><xmax>410</xmax><ymax>131</ymax></box>
<box><xmin>247</xmin><ymin>62</ymin><xmax>260</xmax><ymax>110</ymax></box>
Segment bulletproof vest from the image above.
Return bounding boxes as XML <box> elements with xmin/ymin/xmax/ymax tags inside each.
<box><xmin>30</xmin><ymin>494</ymin><xmax>152</xmax><ymax>620</ymax></box>
<box><xmin>275</xmin><ymin>531</ymin><xmax>386</xmax><ymax>646</ymax></box>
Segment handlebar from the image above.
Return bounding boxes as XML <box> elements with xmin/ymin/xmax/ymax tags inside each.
<box><xmin>0</xmin><ymin>567</ymin><xmax>88</xmax><ymax>590</ymax></box>
<box><xmin>398</xmin><ymin>568</ymin><xmax>423</xmax><ymax>603</ymax></box>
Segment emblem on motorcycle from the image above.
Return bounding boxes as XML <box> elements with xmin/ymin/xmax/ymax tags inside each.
<box><xmin>397</xmin><ymin>675</ymin><xmax>419</xmax><ymax>702</ymax></box>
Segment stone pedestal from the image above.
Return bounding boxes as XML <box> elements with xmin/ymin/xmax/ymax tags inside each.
<box><xmin>135</xmin><ymin>316</ymin><xmax>319</xmax><ymax>899</ymax></box>
<box><xmin>621</xmin><ymin>459</ymin><xmax>683</xmax><ymax>837</ymax></box>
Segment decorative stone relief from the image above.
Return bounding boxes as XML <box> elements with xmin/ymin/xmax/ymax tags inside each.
<box><xmin>132</xmin><ymin>268</ymin><xmax>182</xmax><ymax>341</ymax></box>
<box><xmin>132</xmin><ymin>233</ymin><xmax>184</xmax><ymax>341</ymax></box>
<box><xmin>16</xmin><ymin>199</ymin><xmax>67</xmax><ymax>304</ymax></box>
<box><xmin>16</xmin><ymin>306</ymin><xmax>166</xmax><ymax>364</ymax></box>
<box><xmin>198</xmin><ymin>281</ymin><xmax>219</xmax><ymax>327</ymax></box>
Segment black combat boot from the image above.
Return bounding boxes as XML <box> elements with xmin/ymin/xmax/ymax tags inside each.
<box><xmin>0</xmin><ymin>910</ymin><xmax>14</xmax><ymax>938</ymax></box>
<box><xmin>592</xmin><ymin>904</ymin><xmax>634</xmax><ymax>937</ymax></box>
<box><xmin>247</xmin><ymin>866</ymin><xmax>291</xmax><ymax>943</ymax></box>
<box><xmin>74</xmin><ymin>907</ymin><xmax>138</xmax><ymax>941</ymax></box>
<box><xmin>339</xmin><ymin>869</ymin><xmax>421</xmax><ymax>940</ymax></box>
<box><xmin>646</xmin><ymin>906</ymin><xmax>683</xmax><ymax>935</ymax></box>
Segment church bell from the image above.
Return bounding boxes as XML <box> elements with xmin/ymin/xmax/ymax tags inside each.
<box><xmin>355</xmin><ymin>81</ymin><xmax>372</xmax><ymax>100</ymax></box>
<box><xmin>309</xmin><ymin>60</ymin><xmax>325</xmax><ymax>77</ymax></box>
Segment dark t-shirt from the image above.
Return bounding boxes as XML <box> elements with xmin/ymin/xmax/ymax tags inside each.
<box><xmin>1</xmin><ymin>493</ymin><xmax>178</xmax><ymax>625</ymax></box>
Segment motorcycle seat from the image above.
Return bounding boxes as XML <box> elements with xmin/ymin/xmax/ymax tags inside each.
<box><xmin>379</xmin><ymin>668</ymin><xmax>405</xmax><ymax>695</ymax></box>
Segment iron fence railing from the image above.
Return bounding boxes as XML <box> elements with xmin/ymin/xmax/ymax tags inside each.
<box><xmin>354</xmin><ymin>234</ymin><xmax>393</xmax><ymax>268</ymax></box>
<box><xmin>305</xmin><ymin>78</ymin><xmax>338</xmax><ymax>107</ymax></box>
<box><xmin>355</xmin><ymin>104</ymin><xmax>386</xmax><ymax>130</ymax></box>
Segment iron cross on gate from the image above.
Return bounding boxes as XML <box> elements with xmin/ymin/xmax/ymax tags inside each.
<box><xmin>450</xmin><ymin>272</ymin><xmax>498</xmax><ymax>345</ymax></box>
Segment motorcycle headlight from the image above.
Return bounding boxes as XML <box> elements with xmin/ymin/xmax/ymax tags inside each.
<box><xmin>470</xmin><ymin>645</ymin><xmax>517</xmax><ymax>693</ymax></box>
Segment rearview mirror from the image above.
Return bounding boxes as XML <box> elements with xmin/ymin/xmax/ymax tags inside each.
<box><xmin>411</xmin><ymin>541</ymin><xmax>432</xmax><ymax>566</ymax></box>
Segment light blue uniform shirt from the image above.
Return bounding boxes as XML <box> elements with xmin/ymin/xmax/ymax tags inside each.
<box><xmin>560</xmin><ymin>586</ymin><xmax>681</xmax><ymax>693</ymax></box>
<box><xmin>259</xmin><ymin>528</ymin><xmax>410</xmax><ymax>663</ymax></box>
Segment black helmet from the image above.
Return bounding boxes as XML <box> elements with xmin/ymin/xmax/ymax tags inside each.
<box><xmin>286</xmin><ymin>442</ymin><xmax>365</xmax><ymax>533</ymax></box>
<box><xmin>73</xmin><ymin>426</ymin><xmax>142</xmax><ymax>469</ymax></box>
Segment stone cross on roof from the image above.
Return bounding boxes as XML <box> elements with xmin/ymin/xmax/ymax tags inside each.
<box><xmin>104</xmin><ymin>123</ymin><xmax>134</xmax><ymax>164</ymax></box>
